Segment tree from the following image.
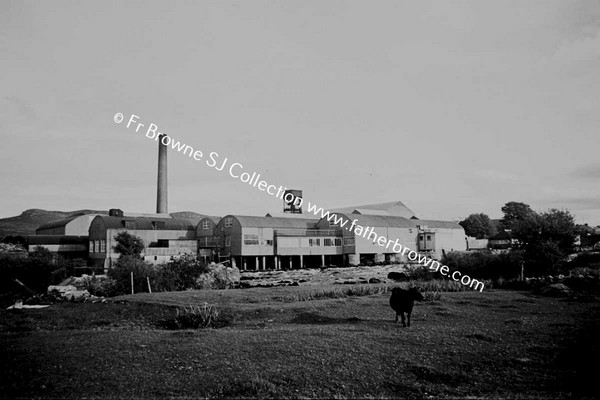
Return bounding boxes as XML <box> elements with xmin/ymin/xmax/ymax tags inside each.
<box><xmin>500</xmin><ymin>202</ymin><xmax>534</xmax><ymax>231</ymax></box>
<box><xmin>538</xmin><ymin>209</ymin><xmax>576</xmax><ymax>255</ymax></box>
<box><xmin>113</xmin><ymin>232</ymin><xmax>145</xmax><ymax>257</ymax></box>
<box><xmin>459</xmin><ymin>213</ymin><xmax>497</xmax><ymax>239</ymax></box>
<box><xmin>507</xmin><ymin>208</ymin><xmax>577</xmax><ymax>275</ymax></box>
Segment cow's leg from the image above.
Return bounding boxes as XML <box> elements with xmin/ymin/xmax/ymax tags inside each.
<box><xmin>407</xmin><ymin>311</ymin><xmax>411</xmax><ymax>327</ymax></box>
<box><xmin>400</xmin><ymin>312</ymin><xmax>406</xmax><ymax>327</ymax></box>
<box><xmin>394</xmin><ymin>313</ymin><xmax>399</xmax><ymax>323</ymax></box>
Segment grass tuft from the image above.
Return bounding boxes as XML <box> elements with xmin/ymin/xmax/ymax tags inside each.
<box><xmin>174</xmin><ymin>303</ymin><xmax>220</xmax><ymax>329</ymax></box>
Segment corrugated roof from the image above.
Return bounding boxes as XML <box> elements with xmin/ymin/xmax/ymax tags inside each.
<box><xmin>329</xmin><ymin>214</ymin><xmax>463</xmax><ymax>230</ymax></box>
<box><xmin>331</xmin><ymin>201</ymin><xmax>416</xmax><ymax>218</ymax></box>
<box><xmin>352</xmin><ymin>209</ymin><xmax>392</xmax><ymax>216</ymax></box>
<box><xmin>333</xmin><ymin>214</ymin><xmax>417</xmax><ymax>229</ymax></box>
<box><xmin>227</xmin><ymin>215</ymin><xmax>318</xmax><ymax>229</ymax></box>
<box><xmin>92</xmin><ymin>216</ymin><xmax>194</xmax><ymax>231</ymax></box>
<box><xmin>415</xmin><ymin>220</ymin><xmax>464</xmax><ymax>230</ymax></box>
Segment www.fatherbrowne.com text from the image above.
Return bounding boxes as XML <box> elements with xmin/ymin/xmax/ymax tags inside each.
<box><xmin>114</xmin><ymin>112</ymin><xmax>485</xmax><ymax>292</ymax></box>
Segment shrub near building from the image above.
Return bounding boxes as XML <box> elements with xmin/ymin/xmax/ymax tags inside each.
<box><xmin>442</xmin><ymin>251</ymin><xmax>524</xmax><ymax>281</ymax></box>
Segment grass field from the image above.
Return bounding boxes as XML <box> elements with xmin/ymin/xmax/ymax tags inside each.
<box><xmin>1</xmin><ymin>286</ymin><xmax>599</xmax><ymax>399</ymax></box>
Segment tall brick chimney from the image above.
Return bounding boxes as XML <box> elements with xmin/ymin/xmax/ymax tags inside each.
<box><xmin>156</xmin><ymin>134</ymin><xmax>168</xmax><ymax>214</ymax></box>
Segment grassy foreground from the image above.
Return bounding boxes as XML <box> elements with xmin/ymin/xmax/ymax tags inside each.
<box><xmin>1</xmin><ymin>286</ymin><xmax>599</xmax><ymax>399</ymax></box>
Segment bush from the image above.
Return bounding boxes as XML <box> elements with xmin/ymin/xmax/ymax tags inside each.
<box><xmin>442</xmin><ymin>251</ymin><xmax>523</xmax><ymax>280</ymax></box>
<box><xmin>174</xmin><ymin>303</ymin><xmax>220</xmax><ymax>329</ymax></box>
<box><xmin>107</xmin><ymin>255</ymin><xmax>156</xmax><ymax>295</ymax></box>
<box><xmin>563</xmin><ymin>253</ymin><xmax>600</xmax><ymax>275</ymax></box>
<box><xmin>79</xmin><ymin>275</ymin><xmax>119</xmax><ymax>297</ymax></box>
<box><xmin>153</xmin><ymin>254</ymin><xmax>209</xmax><ymax>292</ymax></box>
<box><xmin>406</xmin><ymin>266</ymin><xmax>437</xmax><ymax>281</ymax></box>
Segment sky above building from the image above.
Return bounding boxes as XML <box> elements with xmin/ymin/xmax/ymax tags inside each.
<box><xmin>1</xmin><ymin>0</ymin><xmax>599</xmax><ymax>224</ymax></box>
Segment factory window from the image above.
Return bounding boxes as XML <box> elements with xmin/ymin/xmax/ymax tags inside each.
<box><xmin>419</xmin><ymin>235</ymin><xmax>423</xmax><ymax>240</ymax></box>
<box><xmin>202</xmin><ymin>220</ymin><xmax>210</xmax><ymax>230</ymax></box>
<box><xmin>324</xmin><ymin>238</ymin><xmax>333</xmax><ymax>246</ymax></box>
<box><xmin>309</xmin><ymin>238</ymin><xmax>320</xmax><ymax>246</ymax></box>
<box><xmin>335</xmin><ymin>238</ymin><xmax>342</xmax><ymax>247</ymax></box>
<box><xmin>225</xmin><ymin>236</ymin><xmax>231</xmax><ymax>247</ymax></box>
<box><xmin>95</xmin><ymin>241</ymin><xmax>100</xmax><ymax>253</ymax></box>
<box><xmin>344</xmin><ymin>237</ymin><xmax>355</xmax><ymax>246</ymax></box>
<box><xmin>426</xmin><ymin>235</ymin><xmax>432</xmax><ymax>241</ymax></box>
<box><xmin>244</xmin><ymin>234</ymin><xmax>259</xmax><ymax>246</ymax></box>
<box><xmin>224</xmin><ymin>218</ymin><xmax>233</xmax><ymax>228</ymax></box>
<box><xmin>154</xmin><ymin>256</ymin><xmax>157</xmax><ymax>261</ymax></box>
<box><xmin>265</xmin><ymin>240</ymin><xmax>273</xmax><ymax>246</ymax></box>
<box><xmin>100</xmin><ymin>240</ymin><xmax>106</xmax><ymax>253</ymax></box>
<box><xmin>328</xmin><ymin>219</ymin><xmax>337</xmax><ymax>227</ymax></box>
<box><xmin>89</xmin><ymin>241</ymin><xmax>95</xmax><ymax>252</ymax></box>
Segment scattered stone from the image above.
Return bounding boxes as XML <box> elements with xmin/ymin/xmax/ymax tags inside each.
<box><xmin>196</xmin><ymin>263</ymin><xmax>241</xmax><ymax>289</ymax></box>
<box><xmin>369</xmin><ymin>278</ymin><xmax>381</xmax><ymax>284</ymax></box>
<box><xmin>47</xmin><ymin>285</ymin><xmax>91</xmax><ymax>301</ymax></box>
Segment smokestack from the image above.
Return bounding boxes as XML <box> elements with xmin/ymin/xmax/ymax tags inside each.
<box><xmin>156</xmin><ymin>134</ymin><xmax>168</xmax><ymax>214</ymax></box>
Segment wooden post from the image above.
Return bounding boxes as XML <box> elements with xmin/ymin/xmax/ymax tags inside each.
<box><xmin>147</xmin><ymin>276</ymin><xmax>152</xmax><ymax>293</ymax></box>
<box><xmin>130</xmin><ymin>271</ymin><xmax>134</xmax><ymax>295</ymax></box>
<box><xmin>520</xmin><ymin>261</ymin><xmax>524</xmax><ymax>281</ymax></box>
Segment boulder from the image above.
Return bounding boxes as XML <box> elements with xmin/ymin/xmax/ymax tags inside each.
<box><xmin>48</xmin><ymin>285</ymin><xmax>77</xmax><ymax>295</ymax></box>
<box><xmin>539</xmin><ymin>283</ymin><xmax>572</xmax><ymax>297</ymax></box>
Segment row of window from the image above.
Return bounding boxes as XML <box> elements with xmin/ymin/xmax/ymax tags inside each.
<box><xmin>308</xmin><ymin>238</ymin><xmax>343</xmax><ymax>247</ymax></box>
<box><xmin>90</xmin><ymin>240</ymin><xmax>106</xmax><ymax>253</ymax></box>
<box><xmin>243</xmin><ymin>234</ymin><xmax>273</xmax><ymax>246</ymax></box>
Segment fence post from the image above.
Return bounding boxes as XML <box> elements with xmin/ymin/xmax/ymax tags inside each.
<box><xmin>130</xmin><ymin>271</ymin><xmax>134</xmax><ymax>295</ymax></box>
<box><xmin>147</xmin><ymin>276</ymin><xmax>152</xmax><ymax>293</ymax></box>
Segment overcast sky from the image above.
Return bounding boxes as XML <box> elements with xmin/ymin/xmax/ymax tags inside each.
<box><xmin>1</xmin><ymin>0</ymin><xmax>599</xmax><ymax>224</ymax></box>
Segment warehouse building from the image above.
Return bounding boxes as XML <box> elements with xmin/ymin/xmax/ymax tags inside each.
<box><xmin>316</xmin><ymin>213</ymin><xmax>466</xmax><ymax>265</ymax></box>
<box><xmin>196</xmin><ymin>216</ymin><xmax>221</xmax><ymax>263</ymax></box>
<box><xmin>215</xmin><ymin>215</ymin><xmax>321</xmax><ymax>270</ymax></box>
<box><xmin>30</xmin><ymin>203</ymin><xmax>466</xmax><ymax>272</ymax></box>
<box><xmin>88</xmin><ymin>213</ymin><xmax>196</xmax><ymax>271</ymax></box>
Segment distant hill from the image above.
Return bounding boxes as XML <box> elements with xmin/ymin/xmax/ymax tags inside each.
<box><xmin>0</xmin><ymin>209</ymin><xmax>217</xmax><ymax>239</ymax></box>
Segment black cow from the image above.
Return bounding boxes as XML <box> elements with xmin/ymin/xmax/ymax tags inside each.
<box><xmin>389</xmin><ymin>287</ymin><xmax>424</xmax><ymax>327</ymax></box>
